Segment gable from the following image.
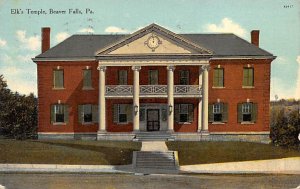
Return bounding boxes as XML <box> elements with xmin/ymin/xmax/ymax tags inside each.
<box><xmin>108</xmin><ymin>32</ymin><xmax>194</xmax><ymax>54</ymax></box>
<box><xmin>96</xmin><ymin>23</ymin><xmax>212</xmax><ymax>56</ymax></box>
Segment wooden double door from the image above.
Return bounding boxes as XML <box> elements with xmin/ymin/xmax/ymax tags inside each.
<box><xmin>146</xmin><ymin>109</ymin><xmax>160</xmax><ymax>131</ymax></box>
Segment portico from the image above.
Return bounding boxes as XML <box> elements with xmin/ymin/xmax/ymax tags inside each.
<box><xmin>96</xmin><ymin>62</ymin><xmax>210</xmax><ymax>135</ymax></box>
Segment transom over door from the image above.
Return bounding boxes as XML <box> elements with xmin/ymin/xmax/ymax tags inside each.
<box><xmin>147</xmin><ymin>109</ymin><xmax>160</xmax><ymax>131</ymax></box>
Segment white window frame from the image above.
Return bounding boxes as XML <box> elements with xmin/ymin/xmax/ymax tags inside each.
<box><xmin>179</xmin><ymin>104</ymin><xmax>189</xmax><ymax>123</ymax></box>
<box><xmin>82</xmin><ymin>104</ymin><xmax>93</xmax><ymax>123</ymax></box>
<box><xmin>118</xmin><ymin>104</ymin><xmax>128</xmax><ymax>123</ymax></box>
<box><xmin>54</xmin><ymin>104</ymin><xmax>65</xmax><ymax>123</ymax></box>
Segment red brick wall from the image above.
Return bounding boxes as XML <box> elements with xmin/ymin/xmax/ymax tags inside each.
<box><xmin>208</xmin><ymin>59</ymin><xmax>271</xmax><ymax>132</ymax></box>
<box><xmin>37</xmin><ymin>61</ymin><xmax>99</xmax><ymax>133</ymax></box>
<box><xmin>37</xmin><ymin>60</ymin><xmax>271</xmax><ymax>134</ymax></box>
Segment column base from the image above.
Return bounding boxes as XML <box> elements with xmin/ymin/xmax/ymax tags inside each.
<box><xmin>201</xmin><ymin>130</ymin><xmax>210</xmax><ymax>135</ymax></box>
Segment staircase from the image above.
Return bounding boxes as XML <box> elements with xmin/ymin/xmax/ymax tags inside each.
<box><xmin>134</xmin><ymin>132</ymin><xmax>175</xmax><ymax>141</ymax></box>
<box><xmin>134</xmin><ymin>151</ymin><xmax>178</xmax><ymax>172</ymax></box>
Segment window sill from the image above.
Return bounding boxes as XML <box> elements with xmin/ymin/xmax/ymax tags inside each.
<box><xmin>212</xmin><ymin>86</ymin><xmax>225</xmax><ymax>89</ymax></box>
<box><xmin>82</xmin><ymin>87</ymin><xmax>94</xmax><ymax>90</ymax></box>
<box><xmin>117</xmin><ymin>122</ymin><xmax>129</xmax><ymax>125</ymax></box>
<box><xmin>52</xmin><ymin>123</ymin><xmax>66</xmax><ymax>125</ymax></box>
<box><xmin>240</xmin><ymin>122</ymin><xmax>255</xmax><ymax>125</ymax></box>
<box><xmin>52</xmin><ymin>87</ymin><xmax>65</xmax><ymax>90</ymax></box>
<box><xmin>178</xmin><ymin>122</ymin><xmax>192</xmax><ymax>125</ymax></box>
<box><xmin>242</xmin><ymin>86</ymin><xmax>255</xmax><ymax>89</ymax></box>
<box><xmin>211</xmin><ymin>122</ymin><xmax>226</xmax><ymax>125</ymax></box>
<box><xmin>81</xmin><ymin>122</ymin><xmax>96</xmax><ymax>125</ymax></box>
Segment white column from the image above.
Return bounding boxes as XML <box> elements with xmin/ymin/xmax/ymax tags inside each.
<box><xmin>198</xmin><ymin>66</ymin><xmax>203</xmax><ymax>132</ymax></box>
<box><xmin>132</xmin><ymin>66</ymin><xmax>141</xmax><ymax>132</ymax></box>
<box><xmin>98</xmin><ymin>66</ymin><xmax>106</xmax><ymax>132</ymax></box>
<box><xmin>202</xmin><ymin>65</ymin><xmax>209</xmax><ymax>132</ymax></box>
<box><xmin>167</xmin><ymin>65</ymin><xmax>175</xmax><ymax>132</ymax></box>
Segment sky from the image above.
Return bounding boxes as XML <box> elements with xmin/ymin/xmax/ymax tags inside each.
<box><xmin>0</xmin><ymin>0</ymin><xmax>299</xmax><ymax>100</ymax></box>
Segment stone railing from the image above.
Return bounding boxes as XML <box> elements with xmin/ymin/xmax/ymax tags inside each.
<box><xmin>105</xmin><ymin>85</ymin><xmax>201</xmax><ymax>97</ymax></box>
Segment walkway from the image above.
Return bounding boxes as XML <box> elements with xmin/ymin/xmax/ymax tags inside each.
<box><xmin>140</xmin><ymin>141</ymin><xmax>169</xmax><ymax>152</ymax></box>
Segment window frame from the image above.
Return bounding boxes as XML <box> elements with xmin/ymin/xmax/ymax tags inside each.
<box><xmin>82</xmin><ymin>69</ymin><xmax>93</xmax><ymax>89</ymax></box>
<box><xmin>118</xmin><ymin>70</ymin><xmax>128</xmax><ymax>85</ymax></box>
<box><xmin>179</xmin><ymin>70</ymin><xmax>190</xmax><ymax>85</ymax></box>
<box><xmin>243</xmin><ymin>67</ymin><xmax>254</xmax><ymax>87</ymax></box>
<box><xmin>176</xmin><ymin>103</ymin><xmax>194</xmax><ymax>124</ymax></box>
<box><xmin>118</xmin><ymin>104</ymin><xmax>128</xmax><ymax>124</ymax></box>
<box><xmin>53</xmin><ymin>69</ymin><xmax>64</xmax><ymax>89</ymax></box>
<box><xmin>51</xmin><ymin>104</ymin><xmax>68</xmax><ymax>125</ymax></box>
<box><xmin>213</xmin><ymin>68</ymin><xmax>224</xmax><ymax>87</ymax></box>
<box><xmin>148</xmin><ymin>70</ymin><xmax>159</xmax><ymax>85</ymax></box>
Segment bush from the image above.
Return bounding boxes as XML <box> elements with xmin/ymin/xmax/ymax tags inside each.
<box><xmin>270</xmin><ymin>107</ymin><xmax>300</xmax><ymax>150</ymax></box>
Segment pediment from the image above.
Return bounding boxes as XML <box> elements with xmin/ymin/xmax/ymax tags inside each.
<box><xmin>96</xmin><ymin>24</ymin><xmax>212</xmax><ymax>56</ymax></box>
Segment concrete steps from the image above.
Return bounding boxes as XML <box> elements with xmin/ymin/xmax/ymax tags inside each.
<box><xmin>134</xmin><ymin>132</ymin><xmax>175</xmax><ymax>141</ymax></box>
<box><xmin>134</xmin><ymin>151</ymin><xmax>178</xmax><ymax>170</ymax></box>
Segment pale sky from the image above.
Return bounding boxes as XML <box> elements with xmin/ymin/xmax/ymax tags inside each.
<box><xmin>0</xmin><ymin>0</ymin><xmax>299</xmax><ymax>100</ymax></box>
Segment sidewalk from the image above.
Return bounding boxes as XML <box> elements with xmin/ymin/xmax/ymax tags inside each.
<box><xmin>140</xmin><ymin>141</ymin><xmax>169</xmax><ymax>151</ymax></box>
<box><xmin>0</xmin><ymin>157</ymin><xmax>299</xmax><ymax>174</ymax></box>
<box><xmin>180</xmin><ymin>157</ymin><xmax>300</xmax><ymax>174</ymax></box>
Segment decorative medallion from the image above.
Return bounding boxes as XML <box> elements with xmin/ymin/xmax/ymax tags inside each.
<box><xmin>144</xmin><ymin>34</ymin><xmax>162</xmax><ymax>52</ymax></box>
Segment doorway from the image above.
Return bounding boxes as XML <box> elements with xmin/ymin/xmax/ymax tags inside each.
<box><xmin>146</xmin><ymin>109</ymin><xmax>160</xmax><ymax>131</ymax></box>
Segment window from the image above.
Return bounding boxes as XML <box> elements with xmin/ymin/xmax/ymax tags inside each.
<box><xmin>53</xmin><ymin>70</ymin><xmax>64</xmax><ymax>89</ymax></box>
<box><xmin>208</xmin><ymin>103</ymin><xmax>228</xmax><ymax>123</ymax></box>
<box><xmin>175</xmin><ymin>104</ymin><xmax>194</xmax><ymax>123</ymax></box>
<box><xmin>118</xmin><ymin>70</ymin><xmax>128</xmax><ymax>85</ymax></box>
<box><xmin>51</xmin><ymin>104</ymin><xmax>68</xmax><ymax>124</ymax></box>
<box><xmin>213</xmin><ymin>68</ymin><xmax>224</xmax><ymax>87</ymax></box>
<box><xmin>83</xmin><ymin>69</ymin><xmax>92</xmax><ymax>89</ymax></box>
<box><xmin>149</xmin><ymin>70</ymin><xmax>158</xmax><ymax>85</ymax></box>
<box><xmin>113</xmin><ymin>104</ymin><xmax>133</xmax><ymax>124</ymax></box>
<box><xmin>238</xmin><ymin>102</ymin><xmax>257</xmax><ymax>123</ymax></box>
<box><xmin>78</xmin><ymin>104</ymin><xmax>98</xmax><ymax>124</ymax></box>
<box><xmin>179</xmin><ymin>70</ymin><xmax>189</xmax><ymax>85</ymax></box>
<box><xmin>243</xmin><ymin>68</ymin><xmax>254</xmax><ymax>87</ymax></box>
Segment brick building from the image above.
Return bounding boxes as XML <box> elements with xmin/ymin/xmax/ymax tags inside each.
<box><xmin>33</xmin><ymin>24</ymin><xmax>275</xmax><ymax>141</ymax></box>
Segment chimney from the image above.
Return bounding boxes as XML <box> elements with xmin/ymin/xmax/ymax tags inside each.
<box><xmin>251</xmin><ymin>30</ymin><xmax>259</xmax><ymax>47</ymax></box>
<box><xmin>41</xmin><ymin>27</ymin><xmax>50</xmax><ymax>53</ymax></box>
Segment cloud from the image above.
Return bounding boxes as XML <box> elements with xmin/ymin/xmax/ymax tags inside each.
<box><xmin>16</xmin><ymin>30</ymin><xmax>40</xmax><ymax>51</ymax></box>
<box><xmin>78</xmin><ymin>28</ymin><xmax>94</xmax><ymax>33</ymax></box>
<box><xmin>295</xmin><ymin>56</ymin><xmax>300</xmax><ymax>99</ymax></box>
<box><xmin>271</xmin><ymin>77</ymin><xmax>295</xmax><ymax>100</ymax></box>
<box><xmin>104</xmin><ymin>26</ymin><xmax>128</xmax><ymax>33</ymax></box>
<box><xmin>55</xmin><ymin>32</ymin><xmax>70</xmax><ymax>43</ymax></box>
<box><xmin>204</xmin><ymin>18</ymin><xmax>247</xmax><ymax>37</ymax></box>
<box><xmin>0</xmin><ymin>53</ymin><xmax>36</xmax><ymax>95</ymax></box>
<box><xmin>0</xmin><ymin>38</ymin><xmax>7</xmax><ymax>47</ymax></box>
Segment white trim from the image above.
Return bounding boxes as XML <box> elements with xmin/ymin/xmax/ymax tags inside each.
<box><xmin>211</xmin><ymin>56</ymin><xmax>276</xmax><ymax>60</ymax></box>
<box><xmin>210</xmin><ymin>131</ymin><xmax>270</xmax><ymax>135</ymax></box>
<box><xmin>32</xmin><ymin>58</ymin><xmax>95</xmax><ymax>62</ymax></box>
<box><xmin>38</xmin><ymin>132</ymin><xmax>97</xmax><ymax>135</ymax></box>
<box><xmin>98</xmin><ymin>60</ymin><xmax>209</xmax><ymax>66</ymax></box>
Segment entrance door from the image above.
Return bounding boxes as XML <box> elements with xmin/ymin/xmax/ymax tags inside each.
<box><xmin>147</xmin><ymin>109</ymin><xmax>160</xmax><ymax>131</ymax></box>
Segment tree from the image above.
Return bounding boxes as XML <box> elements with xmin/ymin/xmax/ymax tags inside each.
<box><xmin>0</xmin><ymin>75</ymin><xmax>37</xmax><ymax>139</ymax></box>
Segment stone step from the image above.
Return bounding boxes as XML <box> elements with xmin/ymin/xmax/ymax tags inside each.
<box><xmin>134</xmin><ymin>151</ymin><xmax>177</xmax><ymax>171</ymax></box>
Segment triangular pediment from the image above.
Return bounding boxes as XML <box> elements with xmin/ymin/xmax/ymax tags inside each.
<box><xmin>96</xmin><ymin>23</ymin><xmax>212</xmax><ymax>56</ymax></box>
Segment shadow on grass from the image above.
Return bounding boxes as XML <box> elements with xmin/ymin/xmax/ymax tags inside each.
<box><xmin>32</xmin><ymin>140</ymin><xmax>140</xmax><ymax>165</ymax></box>
<box><xmin>167</xmin><ymin>141</ymin><xmax>300</xmax><ymax>165</ymax></box>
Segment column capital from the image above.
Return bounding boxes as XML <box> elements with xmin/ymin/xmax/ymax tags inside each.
<box><xmin>201</xmin><ymin>65</ymin><xmax>210</xmax><ymax>71</ymax></box>
<box><xmin>97</xmin><ymin>66</ymin><xmax>107</xmax><ymax>71</ymax></box>
<box><xmin>132</xmin><ymin>66</ymin><xmax>141</xmax><ymax>71</ymax></box>
<box><xmin>167</xmin><ymin>65</ymin><xmax>176</xmax><ymax>71</ymax></box>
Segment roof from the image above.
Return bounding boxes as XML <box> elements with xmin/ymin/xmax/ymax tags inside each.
<box><xmin>35</xmin><ymin>32</ymin><xmax>274</xmax><ymax>60</ymax></box>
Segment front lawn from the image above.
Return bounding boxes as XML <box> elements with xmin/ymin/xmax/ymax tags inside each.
<box><xmin>166</xmin><ymin>141</ymin><xmax>300</xmax><ymax>165</ymax></box>
<box><xmin>0</xmin><ymin>139</ymin><xmax>141</xmax><ymax>165</ymax></box>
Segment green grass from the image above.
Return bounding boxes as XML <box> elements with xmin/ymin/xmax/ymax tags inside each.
<box><xmin>166</xmin><ymin>141</ymin><xmax>300</xmax><ymax>165</ymax></box>
<box><xmin>0</xmin><ymin>139</ymin><xmax>141</xmax><ymax>165</ymax></box>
